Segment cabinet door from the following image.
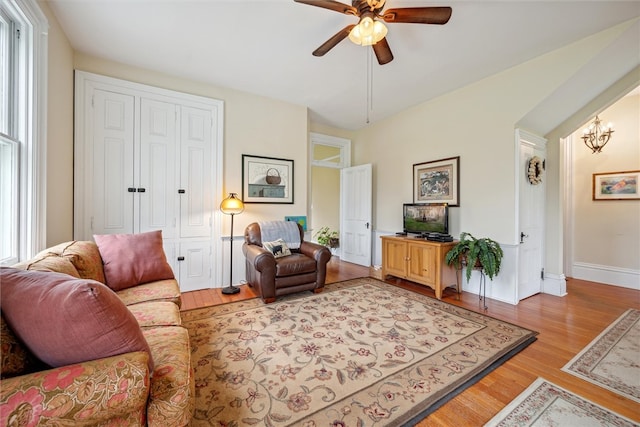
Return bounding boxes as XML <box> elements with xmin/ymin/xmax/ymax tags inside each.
<box><xmin>407</xmin><ymin>243</ymin><xmax>436</xmax><ymax>284</ymax></box>
<box><xmin>139</xmin><ymin>98</ymin><xmax>178</xmax><ymax>238</ymax></box>
<box><xmin>179</xmin><ymin>106</ymin><xmax>213</xmax><ymax>239</ymax></box>
<box><xmin>176</xmin><ymin>240</ymin><xmax>212</xmax><ymax>292</ymax></box>
<box><xmin>383</xmin><ymin>239</ymin><xmax>408</xmax><ymax>278</ymax></box>
<box><xmin>91</xmin><ymin>89</ymin><xmax>135</xmax><ymax>236</ymax></box>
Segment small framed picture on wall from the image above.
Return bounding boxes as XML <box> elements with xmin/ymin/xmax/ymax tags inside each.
<box><xmin>413</xmin><ymin>156</ymin><xmax>460</xmax><ymax>206</ymax></box>
<box><xmin>592</xmin><ymin>170</ymin><xmax>640</xmax><ymax>200</ymax></box>
<box><xmin>242</xmin><ymin>155</ymin><xmax>294</xmax><ymax>204</ymax></box>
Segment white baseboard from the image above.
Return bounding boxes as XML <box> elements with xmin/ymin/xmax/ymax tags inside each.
<box><xmin>543</xmin><ymin>273</ymin><xmax>567</xmax><ymax>297</ymax></box>
<box><xmin>572</xmin><ymin>262</ymin><xmax>640</xmax><ymax>290</ymax></box>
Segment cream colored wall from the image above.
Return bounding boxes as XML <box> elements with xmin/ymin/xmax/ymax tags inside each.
<box><xmin>310</xmin><ymin>123</ymin><xmax>356</xmax><ymax>141</ymax></box>
<box><xmin>70</xmin><ymin>55</ymin><xmax>309</xmax><ymax>236</ymax></box>
<box><xmin>352</xmin><ymin>26</ymin><xmax>628</xmax><ymax>249</ymax></box>
<box><xmin>572</xmin><ymin>93</ymin><xmax>640</xmax><ymax>270</ymax></box>
<box><xmin>310</xmin><ymin>166</ymin><xmax>340</xmax><ymax>235</ymax></box>
<box><xmin>39</xmin><ymin>1</ymin><xmax>74</xmax><ymax>246</ymax></box>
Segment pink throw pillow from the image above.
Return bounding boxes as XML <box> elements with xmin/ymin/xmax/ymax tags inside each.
<box><xmin>94</xmin><ymin>230</ymin><xmax>175</xmax><ymax>291</ymax></box>
<box><xmin>0</xmin><ymin>268</ymin><xmax>154</xmax><ymax>371</ymax></box>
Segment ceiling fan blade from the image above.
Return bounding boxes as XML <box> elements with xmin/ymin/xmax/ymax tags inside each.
<box><xmin>382</xmin><ymin>7</ymin><xmax>452</xmax><ymax>24</ymax></box>
<box><xmin>313</xmin><ymin>25</ymin><xmax>356</xmax><ymax>56</ymax></box>
<box><xmin>294</xmin><ymin>0</ymin><xmax>357</xmax><ymax>15</ymax></box>
<box><xmin>372</xmin><ymin>38</ymin><xmax>393</xmax><ymax>65</ymax></box>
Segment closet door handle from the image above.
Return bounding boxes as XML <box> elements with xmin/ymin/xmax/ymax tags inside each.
<box><xmin>177</xmin><ymin>256</ymin><xmax>185</xmax><ymax>261</ymax></box>
<box><xmin>137</xmin><ymin>188</ymin><xmax>146</xmax><ymax>193</ymax></box>
<box><xmin>127</xmin><ymin>187</ymin><xmax>136</xmax><ymax>193</ymax></box>
<box><xmin>178</xmin><ymin>189</ymin><xmax>186</xmax><ymax>194</ymax></box>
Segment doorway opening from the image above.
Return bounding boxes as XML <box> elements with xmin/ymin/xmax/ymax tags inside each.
<box><xmin>309</xmin><ymin>133</ymin><xmax>351</xmax><ymax>254</ymax></box>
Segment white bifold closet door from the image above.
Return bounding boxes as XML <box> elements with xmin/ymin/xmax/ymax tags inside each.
<box><xmin>76</xmin><ymin>72</ymin><xmax>223</xmax><ymax>291</ymax></box>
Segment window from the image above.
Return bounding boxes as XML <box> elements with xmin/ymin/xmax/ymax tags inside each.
<box><xmin>310</xmin><ymin>133</ymin><xmax>351</xmax><ymax>169</ymax></box>
<box><xmin>0</xmin><ymin>0</ymin><xmax>47</xmax><ymax>265</ymax></box>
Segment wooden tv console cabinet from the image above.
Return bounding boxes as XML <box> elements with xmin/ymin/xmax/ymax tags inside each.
<box><xmin>381</xmin><ymin>236</ymin><xmax>458</xmax><ymax>300</ymax></box>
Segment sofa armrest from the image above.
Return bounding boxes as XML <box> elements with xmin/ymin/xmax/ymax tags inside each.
<box><xmin>0</xmin><ymin>352</ymin><xmax>150</xmax><ymax>426</ymax></box>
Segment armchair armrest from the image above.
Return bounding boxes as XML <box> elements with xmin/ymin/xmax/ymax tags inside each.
<box><xmin>0</xmin><ymin>351</ymin><xmax>150</xmax><ymax>426</ymax></box>
<box><xmin>242</xmin><ymin>243</ymin><xmax>276</xmax><ymax>273</ymax></box>
<box><xmin>300</xmin><ymin>241</ymin><xmax>332</xmax><ymax>266</ymax></box>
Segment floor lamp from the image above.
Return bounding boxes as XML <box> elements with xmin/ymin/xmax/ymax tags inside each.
<box><xmin>220</xmin><ymin>192</ymin><xmax>244</xmax><ymax>295</ymax></box>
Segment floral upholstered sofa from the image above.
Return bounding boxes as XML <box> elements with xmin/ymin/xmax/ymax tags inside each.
<box><xmin>0</xmin><ymin>232</ymin><xmax>194</xmax><ymax>426</ymax></box>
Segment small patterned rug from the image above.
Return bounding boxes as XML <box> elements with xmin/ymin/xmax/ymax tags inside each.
<box><xmin>484</xmin><ymin>378</ymin><xmax>639</xmax><ymax>427</ymax></box>
<box><xmin>183</xmin><ymin>278</ymin><xmax>537</xmax><ymax>426</ymax></box>
<box><xmin>562</xmin><ymin>309</ymin><xmax>640</xmax><ymax>403</ymax></box>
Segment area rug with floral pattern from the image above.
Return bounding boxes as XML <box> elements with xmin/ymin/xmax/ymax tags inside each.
<box><xmin>182</xmin><ymin>278</ymin><xmax>538</xmax><ymax>426</ymax></box>
<box><xmin>562</xmin><ymin>308</ymin><xmax>640</xmax><ymax>403</ymax></box>
<box><xmin>484</xmin><ymin>378</ymin><xmax>639</xmax><ymax>427</ymax></box>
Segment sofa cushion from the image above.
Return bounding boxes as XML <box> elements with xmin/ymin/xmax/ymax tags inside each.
<box><xmin>116</xmin><ymin>279</ymin><xmax>182</xmax><ymax>308</ymax></box>
<box><xmin>37</xmin><ymin>240</ymin><xmax>106</xmax><ymax>284</ymax></box>
<box><xmin>0</xmin><ymin>268</ymin><xmax>154</xmax><ymax>371</ymax></box>
<box><xmin>128</xmin><ymin>301</ymin><xmax>182</xmax><ymax>328</ymax></box>
<box><xmin>262</xmin><ymin>238</ymin><xmax>292</xmax><ymax>259</ymax></box>
<box><xmin>94</xmin><ymin>230</ymin><xmax>175</xmax><ymax>291</ymax></box>
<box><xmin>12</xmin><ymin>254</ymin><xmax>81</xmax><ymax>278</ymax></box>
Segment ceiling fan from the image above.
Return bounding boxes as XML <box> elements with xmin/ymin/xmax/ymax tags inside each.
<box><xmin>294</xmin><ymin>0</ymin><xmax>452</xmax><ymax>65</ymax></box>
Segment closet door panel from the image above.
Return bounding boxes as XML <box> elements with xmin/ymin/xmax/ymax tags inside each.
<box><xmin>176</xmin><ymin>241</ymin><xmax>212</xmax><ymax>292</ymax></box>
<box><xmin>139</xmin><ymin>98</ymin><xmax>178</xmax><ymax>238</ymax></box>
<box><xmin>180</xmin><ymin>106</ymin><xmax>212</xmax><ymax>239</ymax></box>
<box><xmin>92</xmin><ymin>89</ymin><xmax>135</xmax><ymax>235</ymax></box>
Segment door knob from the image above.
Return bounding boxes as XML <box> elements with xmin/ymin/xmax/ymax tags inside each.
<box><xmin>520</xmin><ymin>232</ymin><xmax>529</xmax><ymax>244</ymax></box>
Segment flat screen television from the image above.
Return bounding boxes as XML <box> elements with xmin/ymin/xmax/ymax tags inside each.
<box><xmin>403</xmin><ymin>203</ymin><xmax>449</xmax><ymax>235</ymax></box>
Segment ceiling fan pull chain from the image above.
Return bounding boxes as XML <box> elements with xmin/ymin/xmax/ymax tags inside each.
<box><xmin>366</xmin><ymin>48</ymin><xmax>373</xmax><ymax>124</ymax></box>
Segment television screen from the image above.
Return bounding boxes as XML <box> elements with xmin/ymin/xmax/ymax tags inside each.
<box><xmin>403</xmin><ymin>203</ymin><xmax>449</xmax><ymax>235</ymax></box>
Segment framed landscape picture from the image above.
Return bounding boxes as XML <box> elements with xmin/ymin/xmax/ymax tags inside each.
<box><xmin>242</xmin><ymin>155</ymin><xmax>294</xmax><ymax>204</ymax></box>
<box><xmin>592</xmin><ymin>170</ymin><xmax>639</xmax><ymax>201</ymax></box>
<box><xmin>413</xmin><ymin>156</ymin><xmax>460</xmax><ymax>206</ymax></box>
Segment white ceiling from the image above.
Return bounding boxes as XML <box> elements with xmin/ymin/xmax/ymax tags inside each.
<box><xmin>46</xmin><ymin>0</ymin><xmax>640</xmax><ymax>130</ymax></box>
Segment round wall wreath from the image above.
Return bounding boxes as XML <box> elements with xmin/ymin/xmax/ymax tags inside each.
<box><xmin>528</xmin><ymin>156</ymin><xmax>543</xmax><ymax>185</ymax></box>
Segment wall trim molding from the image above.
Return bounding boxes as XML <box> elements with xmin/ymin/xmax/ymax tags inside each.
<box><xmin>572</xmin><ymin>262</ymin><xmax>640</xmax><ymax>290</ymax></box>
<box><xmin>543</xmin><ymin>272</ymin><xmax>567</xmax><ymax>297</ymax></box>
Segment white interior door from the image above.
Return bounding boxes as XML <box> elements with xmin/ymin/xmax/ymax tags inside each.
<box><xmin>518</xmin><ymin>131</ymin><xmax>546</xmax><ymax>300</ymax></box>
<box><xmin>139</xmin><ymin>98</ymin><xmax>178</xmax><ymax>238</ymax></box>
<box><xmin>340</xmin><ymin>164</ymin><xmax>372</xmax><ymax>266</ymax></box>
<box><xmin>179</xmin><ymin>105</ymin><xmax>213</xmax><ymax>239</ymax></box>
<box><xmin>91</xmin><ymin>89</ymin><xmax>135</xmax><ymax>236</ymax></box>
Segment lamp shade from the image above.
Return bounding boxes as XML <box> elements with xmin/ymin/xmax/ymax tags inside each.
<box><xmin>220</xmin><ymin>193</ymin><xmax>244</xmax><ymax>215</ymax></box>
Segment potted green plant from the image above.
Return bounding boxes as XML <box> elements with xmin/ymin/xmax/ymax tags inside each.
<box><xmin>314</xmin><ymin>227</ymin><xmax>339</xmax><ymax>248</ymax></box>
<box><xmin>445</xmin><ymin>232</ymin><xmax>503</xmax><ymax>281</ymax></box>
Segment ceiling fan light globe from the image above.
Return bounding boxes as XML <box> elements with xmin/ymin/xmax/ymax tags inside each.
<box><xmin>372</xmin><ymin>20</ymin><xmax>388</xmax><ymax>42</ymax></box>
<box><xmin>349</xmin><ymin>18</ymin><xmax>387</xmax><ymax>46</ymax></box>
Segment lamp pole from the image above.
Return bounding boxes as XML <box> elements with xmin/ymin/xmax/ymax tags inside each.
<box><xmin>220</xmin><ymin>193</ymin><xmax>244</xmax><ymax>295</ymax></box>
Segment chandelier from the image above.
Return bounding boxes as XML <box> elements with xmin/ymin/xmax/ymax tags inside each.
<box><xmin>581</xmin><ymin>115</ymin><xmax>614</xmax><ymax>153</ymax></box>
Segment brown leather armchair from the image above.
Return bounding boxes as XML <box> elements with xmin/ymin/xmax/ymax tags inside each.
<box><xmin>242</xmin><ymin>222</ymin><xmax>332</xmax><ymax>303</ymax></box>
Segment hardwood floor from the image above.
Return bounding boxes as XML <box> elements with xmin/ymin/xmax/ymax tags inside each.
<box><xmin>181</xmin><ymin>257</ymin><xmax>640</xmax><ymax>425</ymax></box>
